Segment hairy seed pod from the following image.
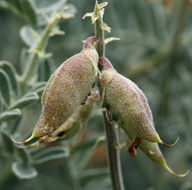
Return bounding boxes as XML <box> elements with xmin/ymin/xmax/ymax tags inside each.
<box><xmin>100</xmin><ymin>57</ymin><xmax>188</xmax><ymax>177</ymax></box>
<box><xmin>13</xmin><ymin>37</ymin><xmax>99</xmax><ymax>145</ymax></box>
<box><xmin>25</xmin><ymin>91</ymin><xmax>99</xmax><ymax>147</ymax></box>
<box><xmin>99</xmin><ymin>57</ymin><xmax>165</xmax><ymax>144</ymax></box>
<box><xmin>139</xmin><ymin>141</ymin><xmax>188</xmax><ymax>177</ymax></box>
<box><xmin>119</xmin><ymin>118</ymin><xmax>188</xmax><ymax>177</ymax></box>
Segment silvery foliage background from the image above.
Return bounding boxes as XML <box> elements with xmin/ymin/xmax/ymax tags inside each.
<box><xmin>0</xmin><ymin>0</ymin><xmax>192</xmax><ymax>189</ymax></box>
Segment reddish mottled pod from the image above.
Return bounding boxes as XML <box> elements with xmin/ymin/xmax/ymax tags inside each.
<box><xmin>100</xmin><ymin>57</ymin><xmax>188</xmax><ymax>177</ymax></box>
<box><xmin>139</xmin><ymin>141</ymin><xmax>188</xmax><ymax>177</ymax></box>
<box><xmin>26</xmin><ymin>91</ymin><xmax>99</xmax><ymax>147</ymax></box>
<box><xmin>99</xmin><ymin>57</ymin><xmax>168</xmax><ymax>145</ymax></box>
<box><xmin>119</xmin><ymin>119</ymin><xmax>188</xmax><ymax>177</ymax></box>
<box><xmin>13</xmin><ymin>37</ymin><xmax>99</xmax><ymax>145</ymax></box>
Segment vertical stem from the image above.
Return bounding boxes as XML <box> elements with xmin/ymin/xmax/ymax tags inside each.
<box><xmin>95</xmin><ymin>16</ymin><xmax>104</xmax><ymax>58</ymax></box>
<box><xmin>95</xmin><ymin>1</ymin><xmax>125</xmax><ymax>190</ymax></box>
<box><xmin>21</xmin><ymin>18</ymin><xmax>59</xmax><ymax>84</ymax></box>
<box><xmin>102</xmin><ymin>112</ymin><xmax>125</xmax><ymax>190</ymax></box>
<box><xmin>19</xmin><ymin>16</ymin><xmax>60</xmax><ymax>93</ymax></box>
<box><xmin>64</xmin><ymin>157</ymin><xmax>82</xmax><ymax>190</ymax></box>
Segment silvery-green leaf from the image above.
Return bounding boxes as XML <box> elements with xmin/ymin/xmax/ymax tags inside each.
<box><xmin>20</xmin><ymin>25</ymin><xmax>38</xmax><ymax>47</ymax></box>
<box><xmin>1</xmin><ymin>130</ymin><xmax>14</xmax><ymax>154</ymax></box>
<box><xmin>12</xmin><ymin>162</ymin><xmax>37</xmax><ymax>179</ymax></box>
<box><xmin>0</xmin><ymin>109</ymin><xmax>21</xmax><ymax>122</ymax></box>
<box><xmin>38</xmin><ymin>59</ymin><xmax>52</xmax><ymax>81</ymax></box>
<box><xmin>15</xmin><ymin>147</ymin><xmax>31</xmax><ymax>165</ymax></box>
<box><xmin>20</xmin><ymin>0</ymin><xmax>37</xmax><ymax>25</ymax></box>
<box><xmin>29</xmin><ymin>82</ymin><xmax>46</xmax><ymax>95</ymax></box>
<box><xmin>33</xmin><ymin>0</ymin><xmax>68</xmax><ymax>26</ymax></box>
<box><xmin>35</xmin><ymin>1</ymin><xmax>76</xmax><ymax>26</ymax></box>
<box><xmin>33</xmin><ymin>0</ymin><xmax>67</xmax><ymax>12</ymax></box>
<box><xmin>11</xmin><ymin>116</ymin><xmax>23</xmax><ymax>134</ymax></box>
<box><xmin>0</xmin><ymin>61</ymin><xmax>19</xmax><ymax>96</ymax></box>
<box><xmin>0</xmin><ymin>69</ymin><xmax>11</xmax><ymax>105</ymax></box>
<box><xmin>33</xmin><ymin>146</ymin><xmax>69</xmax><ymax>164</ymax></box>
<box><xmin>10</xmin><ymin>92</ymin><xmax>39</xmax><ymax>109</ymax></box>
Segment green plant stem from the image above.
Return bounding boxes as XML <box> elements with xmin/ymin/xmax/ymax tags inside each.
<box><xmin>95</xmin><ymin>17</ymin><xmax>104</xmax><ymax>59</ymax></box>
<box><xmin>95</xmin><ymin>2</ymin><xmax>125</xmax><ymax>190</ymax></box>
<box><xmin>20</xmin><ymin>16</ymin><xmax>60</xmax><ymax>93</ymax></box>
<box><xmin>64</xmin><ymin>157</ymin><xmax>82</xmax><ymax>190</ymax></box>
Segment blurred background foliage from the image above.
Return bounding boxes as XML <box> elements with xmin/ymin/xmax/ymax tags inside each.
<box><xmin>0</xmin><ymin>0</ymin><xmax>192</xmax><ymax>189</ymax></box>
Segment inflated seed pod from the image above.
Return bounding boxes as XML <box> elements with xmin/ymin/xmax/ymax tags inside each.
<box><xmin>13</xmin><ymin>37</ymin><xmax>99</xmax><ymax>145</ymax></box>
<box><xmin>100</xmin><ymin>57</ymin><xmax>188</xmax><ymax>177</ymax></box>
<box><xmin>119</xmin><ymin>119</ymin><xmax>188</xmax><ymax>177</ymax></box>
<box><xmin>24</xmin><ymin>91</ymin><xmax>99</xmax><ymax>147</ymax></box>
<box><xmin>139</xmin><ymin>141</ymin><xmax>188</xmax><ymax>177</ymax></box>
<box><xmin>99</xmin><ymin>57</ymin><xmax>169</xmax><ymax>145</ymax></box>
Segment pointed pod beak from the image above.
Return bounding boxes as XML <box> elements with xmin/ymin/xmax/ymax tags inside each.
<box><xmin>14</xmin><ymin>141</ymin><xmax>40</xmax><ymax>149</ymax></box>
<box><xmin>160</xmin><ymin>136</ymin><xmax>179</xmax><ymax>147</ymax></box>
<box><xmin>163</xmin><ymin>162</ymin><xmax>189</xmax><ymax>177</ymax></box>
<box><xmin>11</xmin><ymin>134</ymin><xmax>40</xmax><ymax>146</ymax></box>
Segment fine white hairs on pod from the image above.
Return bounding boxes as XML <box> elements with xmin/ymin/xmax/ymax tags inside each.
<box><xmin>12</xmin><ymin>37</ymin><xmax>99</xmax><ymax>146</ymax></box>
<box><xmin>99</xmin><ymin>57</ymin><xmax>188</xmax><ymax>177</ymax></box>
